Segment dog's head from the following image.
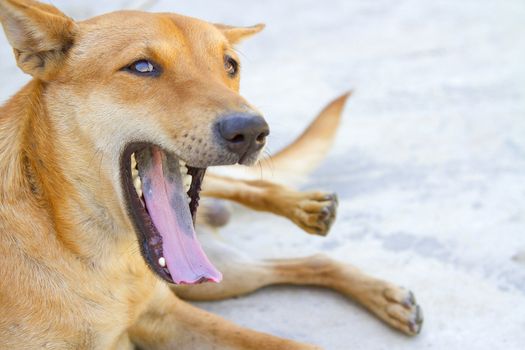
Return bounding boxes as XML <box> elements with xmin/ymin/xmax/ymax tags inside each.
<box><xmin>0</xmin><ymin>0</ymin><xmax>268</xmax><ymax>284</ymax></box>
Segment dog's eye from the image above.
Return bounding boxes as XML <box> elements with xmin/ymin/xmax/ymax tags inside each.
<box><xmin>224</xmin><ymin>55</ymin><xmax>239</xmax><ymax>77</ymax></box>
<box><xmin>125</xmin><ymin>60</ymin><xmax>161</xmax><ymax>76</ymax></box>
<box><xmin>133</xmin><ymin>61</ymin><xmax>154</xmax><ymax>73</ymax></box>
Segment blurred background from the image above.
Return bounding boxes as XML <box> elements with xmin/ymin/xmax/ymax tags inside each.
<box><xmin>1</xmin><ymin>0</ymin><xmax>524</xmax><ymax>349</ymax></box>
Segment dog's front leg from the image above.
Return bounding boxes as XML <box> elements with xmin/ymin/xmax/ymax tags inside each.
<box><xmin>129</xmin><ymin>284</ymin><xmax>320</xmax><ymax>350</ymax></box>
<box><xmin>202</xmin><ymin>174</ymin><xmax>338</xmax><ymax>236</ymax></box>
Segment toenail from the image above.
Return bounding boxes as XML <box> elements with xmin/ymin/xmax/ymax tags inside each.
<box><xmin>403</xmin><ymin>290</ymin><xmax>416</xmax><ymax>307</ymax></box>
<box><xmin>415</xmin><ymin>305</ymin><xmax>423</xmax><ymax>323</ymax></box>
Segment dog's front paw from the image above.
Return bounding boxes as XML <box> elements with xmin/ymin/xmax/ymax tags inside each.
<box><xmin>292</xmin><ymin>192</ymin><xmax>338</xmax><ymax>236</ymax></box>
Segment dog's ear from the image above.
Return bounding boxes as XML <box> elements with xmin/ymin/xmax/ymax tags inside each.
<box><xmin>215</xmin><ymin>23</ymin><xmax>265</xmax><ymax>45</ymax></box>
<box><xmin>0</xmin><ymin>0</ymin><xmax>77</xmax><ymax>80</ymax></box>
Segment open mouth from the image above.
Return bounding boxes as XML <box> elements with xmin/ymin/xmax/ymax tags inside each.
<box><xmin>120</xmin><ymin>143</ymin><xmax>222</xmax><ymax>285</ymax></box>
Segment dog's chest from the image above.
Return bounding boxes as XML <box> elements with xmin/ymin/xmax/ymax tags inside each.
<box><xmin>1</xmin><ymin>245</ymin><xmax>156</xmax><ymax>349</ymax></box>
<box><xmin>63</xmin><ymin>266</ymin><xmax>156</xmax><ymax>349</ymax></box>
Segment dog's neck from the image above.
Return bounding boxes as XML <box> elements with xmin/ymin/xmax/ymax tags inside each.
<box><xmin>0</xmin><ymin>80</ymin><xmax>133</xmax><ymax>261</ymax></box>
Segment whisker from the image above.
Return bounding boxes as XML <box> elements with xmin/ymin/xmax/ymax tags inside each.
<box><xmin>262</xmin><ymin>149</ymin><xmax>276</xmax><ymax>175</ymax></box>
<box><xmin>254</xmin><ymin>148</ymin><xmax>275</xmax><ymax>180</ymax></box>
<box><xmin>258</xmin><ymin>160</ymin><xmax>263</xmax><ymax>180</ymax></box>
<box><xmin>234</xmin><ymin>48</ymin><xmax>247</xmax><ymax>59</ymax></box>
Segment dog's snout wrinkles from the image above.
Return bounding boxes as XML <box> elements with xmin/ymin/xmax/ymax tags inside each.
<box><xmin>218</xmin><ymin>114</ymin><xmax>269</xmax><ymax>159</ymax></box>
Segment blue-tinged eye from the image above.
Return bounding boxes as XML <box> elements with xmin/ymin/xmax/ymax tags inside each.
<box><xmin>125</xmin><ymin>60</ymin><xmax>161</xmax><ymax>77</ymax></box>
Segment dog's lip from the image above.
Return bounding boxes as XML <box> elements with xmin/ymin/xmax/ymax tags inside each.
<box><xmin>119</xmin><ymin>142</ymin><xmax>218</xmax><ymax>284</ymax></box>
<box><xmin>120</xmin><ymin>142</ymin><xmax>173</xmax><ymax>282</ymax></box>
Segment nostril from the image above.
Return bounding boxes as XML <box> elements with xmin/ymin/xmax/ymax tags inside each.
<box><xmin>256</xmin><ymin>131</ymin><xmax>269</xmax><ymax>143</ymax></box>
<box><xmin>230</xmin><ymin>134</ymin><xmax>245</xmax><ymax>143</ymax></box>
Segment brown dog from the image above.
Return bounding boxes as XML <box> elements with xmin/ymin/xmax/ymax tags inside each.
<box><xmin>0</xmin><ymin>1</ymin><xmax>423</xmax><ymax>348</ymax></box>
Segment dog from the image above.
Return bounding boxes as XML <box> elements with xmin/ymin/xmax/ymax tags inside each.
<box><xmin>0</xmin><ymin>1</ymin><xmax>423</xmax><ymax>348</ymax></box>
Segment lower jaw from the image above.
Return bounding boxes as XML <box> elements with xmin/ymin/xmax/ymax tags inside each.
<box><xmin>120</xmin><ymin>143</ymin><xmax>172</xmax><ymax>281</ymax></box>
<box><xmin>120</xmin><ymin>143</ymin><xmax>220</xmax><ymax>284</ymax></box>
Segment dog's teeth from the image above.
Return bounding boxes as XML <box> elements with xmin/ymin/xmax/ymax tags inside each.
<box><xmin>133</xmin><ymin>173</ymin><xmax>142</xmax><ymax>198</ymax></box>
<box><xmin>131</xmin><ymin>153</ymin><xmax>137</xmax><ymax>169</ymax></box>
<box><xmin>158</xmin><ymin>257</ymin><xmax>166</xmax><ymax>267</ymax></box>
<box><xmin>180</xmin><ymin>164</ymin><xmax>189</xmax><ymax>177</ymax></box>
<box><xmin>183</xmin><ymin>174</ymin><xmax>192</xmax><ymax>193</ymax></box>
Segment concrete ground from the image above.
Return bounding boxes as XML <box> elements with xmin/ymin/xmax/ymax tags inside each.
<box><xmin>1</xmin><ymin>1</ymin><xmax>524</xmax><ymax>349</ymax></box>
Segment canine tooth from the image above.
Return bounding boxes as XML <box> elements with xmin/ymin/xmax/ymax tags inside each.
<box><xmin>183</xmin><ymin>174</ymin><xmax>192</xmax><ymax>193</ymax></box>
<box><xmin>158</xmin><ymin>257</ymin><xmax>166</xmax><ymax>267</ymax></box>
<box><xmin>133</xmin><ymin>174</ymin><xmax>143</xmax><ymax>198</ymax></box>
<box><xmin>131</xmin><ymin>153</ymin><xmax>137</xmax><ymax>169</ymax></box>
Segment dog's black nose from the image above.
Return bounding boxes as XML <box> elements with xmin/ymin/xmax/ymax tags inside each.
<box><xmin>217</xmin><ymin>114</ymin><xmax>269</xmax><ymax>159</ymax></box>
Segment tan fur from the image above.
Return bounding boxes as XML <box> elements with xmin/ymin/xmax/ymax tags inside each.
<box><xmin>0</xmin><ymin>1</ymin><xmax>422</xmax><ymax>349</ymax></box>
<box><xmin>202</xmin><ymin>174</ymin><xmax>338</xmax><ymax>235</ymax></box>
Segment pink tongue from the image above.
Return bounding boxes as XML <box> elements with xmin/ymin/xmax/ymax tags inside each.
<box><xmin>140</xmin><ymin>148</ymin><xmax>222</xmax><ymax>284</ymax></box>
